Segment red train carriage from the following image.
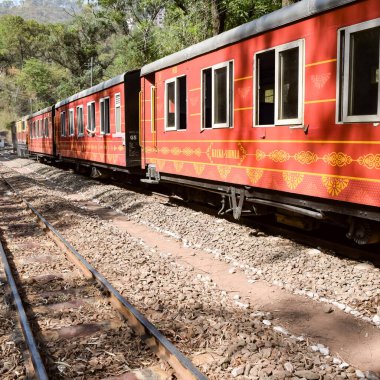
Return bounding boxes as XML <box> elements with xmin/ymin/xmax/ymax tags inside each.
<box><xmin>55</xmin><ymin>71</ymin><xmax>141</xmax><ymax>172</ymax></box>
<box><xmin>140</xmin><ymin>0</ymin><xmax>380</xmax><ymax>244</ymax></box>
<box><xmin>28</xmin><ymin>106</ymin><xmax>55</xmax><ymax>158</ymax></box>
<box><xmin>15</xmin><ymin>116</ymin><xmax>29</xmax><ymax>157</ymax></box>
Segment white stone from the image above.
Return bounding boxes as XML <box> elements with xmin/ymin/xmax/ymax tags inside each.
<box><xmin>339</xmin><ymin>362</ymin><xmax>349</xmax><ymax>369</ymax></box>
<box><xmin>233</xmin><ymin>294</ymin><xmax>240</xmax><ymax>300</ymax></box>
<box><xmin>373</xmin><ymin>315</ymin><xmax>380</xmax><ymax>325</ymax></box>
<box><xmin>354</xmin><ymin>263</ymin><xmax>373</xmax><ymax>271</ymax></box>
<box><xmin>310</xmin><ymin>345</ymin><xmax>319</xmax><ymax>352</ymax></box>
<box><xmin>355</xmin><ymin>369</ymin><xmax>365</xmax><ymax>378</ymax></box>
<box><xmin>228</xmin><ymin>267</ymin><xmax>236</xmax><ymax>274</ymax></box>
<box><xmin>262</xmin><ymin>319</ymin><xmax>272</xmax><ymax>326</ymax></box>
<box><xmin>231</xmin><ymin>366</ymin><xmax>245</xmax><ymax>377</ymax></box>
<box><xmin>235</xmin><ymin>301</ymin><xmax>249</xmax><ymax>309</ymax></box>
<box><xmin>284</xmin><ymin>362</ymin><xmax>294</xmax><ymax>372</ymax></box>
<box><xmin>319</xmin><ymin>347</ymin><xmax>329</xmax><ymax>356</ymax></box>
<box><xmin>332</xmin><ymin>357</ymin><xmax>342</xmax><ymax>365</ymax></box>
<box><xmin>273</xmin><ymin>326</ymin><xmax>289</xmax><ymax>335</ymax></box>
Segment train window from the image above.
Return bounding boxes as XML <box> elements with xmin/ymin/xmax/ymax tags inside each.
<box><xmin>100</xmin><ymin>97</ymin><xmax>110</xmax><ymax>134</ymax></box>
<box><xmin>44</xmin><ymin>118</ymin><xmax>49</xmax><ymax>138</ymax></box>
<box><xmin>115</xmin><ymin>93</ymin><xmax>121</xmax><ymax>133</ymax></box>
<box><xmin>164</xmin><ymin>76</ymin><xmax>187</xmax><ymax>131</ymax></box>
<box><xmin>22</xmin><ymin>121</ymin><xmax>26</xmax><ymax>131</ymax></box>
<box><xmin>77</xmin><ymin>106</ymin><xmax>84</xmax><ymax>136</ymax></box>
<box><xmin>61</xmin><ymin>111</ymin><xmax>66</xmax><ymax>136</ymax></box>
<box><xmin>255</xmin><ymin>40</ymin><xmax>304</xmax><ymax>126</ymax></box>
<box><xmin>87</xmin><ymin>102</ymin><xmax>96</xmax><ymax>133</ymax></box>
<box><xmin>69</xmin><ymin>109</ymin><xmax>74</xmax><ymax>136</ymax></box>
<box><xmin>201</xmin><ymin>61</ymin><xmax>233</xmax><ymax>129</ymax></box>
<box><xmin>338</xmin><ymin>19</ymin><xmax>380</xmax><ymax>122</ymax></box>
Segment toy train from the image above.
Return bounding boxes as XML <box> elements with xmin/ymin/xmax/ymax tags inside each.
<box><xmin>15</xmin><ymin>0</ymin><xmax>380</xmax><ymax>244</ymax></box>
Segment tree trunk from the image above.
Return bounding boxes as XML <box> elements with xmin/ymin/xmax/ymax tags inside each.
<box><xmin>211</xmin><ymin>0</ymin><xmax>226</xmax><ymax>35</ymax></box>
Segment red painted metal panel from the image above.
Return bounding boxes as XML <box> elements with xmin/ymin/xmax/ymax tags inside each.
<box><xmin>55</xmin><ymin>82</ymin><xmax>127</xmax><ymax>167</ymax></box>
<box><xmin>28</xmin><ymin>110</ymin><xmax>54</xmax><ymax>156</ymax></box>
<box><xmin>141</xmin><ymin>0</ymin><xmax>380</xmax><ymax>209</ymax></box>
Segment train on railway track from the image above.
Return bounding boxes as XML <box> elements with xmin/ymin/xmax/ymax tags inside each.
<box><xmin>14</xmin><ymin>0</ymin><xmax>380</xmax><ymax>244</ymax></box>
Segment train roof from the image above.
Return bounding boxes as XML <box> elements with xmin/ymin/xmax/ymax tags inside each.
<box><xmin>141</xmin><ymin>0</ymin><xmax>356</xmax><ymax>76</ymax></box>
<box><xmin>27</xmin><ymin>105</ymin><xmax>54</xmax><ymax>120</ymax></box>
<box><xmin>55</xmin><ymin>72</ymin><xmax>127</xmax><ymax>108</ymax></box>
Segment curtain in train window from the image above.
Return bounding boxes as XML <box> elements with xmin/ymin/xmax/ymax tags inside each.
<box><xmin>339</xmin><ymin>20</ymin><xmax>380</xmax><ymax>122</ymax></box>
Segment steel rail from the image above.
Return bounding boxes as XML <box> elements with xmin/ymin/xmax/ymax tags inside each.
<box><xmin>0</xmin><ymin>239</ymin><xmax>49</xmax><ymax>380</ymax></box>
<box><xmin>2</xmin><ymin>175</ymin><xmax>207</xmax><ymax>380</ymax></box>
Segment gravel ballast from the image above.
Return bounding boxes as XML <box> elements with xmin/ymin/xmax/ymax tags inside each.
<box><xmin>1</xmin><ymin>158</ymin><xmax>379</xmax><ymax>379</ymax></box>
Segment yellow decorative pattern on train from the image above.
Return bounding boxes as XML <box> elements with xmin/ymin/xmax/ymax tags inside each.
<box><xmin>193</xmin><ymin>163</ymin><xmax>205</xmax><ymax>176</ymax></box>
<box><xmin>174</xmin><ymin>161</ymin><xmax>184</xmax><ymax>172</ymax></box>
<box><xmin>294</xmin><ymin>151</ymin><xmax>318</xmax><ymax>165</ymax></box>
<box><xmin>322</xmin><ymin>176</ymin><xmax>349</xmax><ymax>196</ymax></box>
<box><xmin>283</xmin><ymin>172</ymin><xmax>304</xmax><ymax>190</ymax></box>
<box><xmin>246</xmin><ymin>168</ymin><xmax>264</xmax><ymax>184</ymax></box>
<box><xmin>194</xmin><ymin>147</ymin><xmax>202</xmax><ymax>157</ymax></box>
<box><xmin>217</xmin><ymin>166</ymin><xmax>231</xmax><ymax>179</ymax></box>
<box><xmin>157</xmin><ymin>159</ymin><xmax>165</xmax><ymax>170</ymax></box>
<box><xmin>269</xmin><ymin>150</ymin><xmax>290</xmax><ymax>163</ymax></box>
<box><xmin>183</xmin><ymin>147</ymin><xmax>194</xmax><ymax>156</ymax></box>
<box><xmin>161</xmin><ymin>146</ymin><xmax>170</xmax><ymax>155</ymax></box>
<box><xmin>323</xmin><ymin>152</ymin><xmax>353</xmax><ymax>167</ymax></box>
<box><xmin>171</xmin><ymin>147</ymin><xmax>181</xmax><ymax>156</ymax></box>
<box><xmin>357</xmin><ymin>154</ymin><xmax>380</xmax><ymax>169</ymax></box>
<box><xmin>256</xmin><ymin>149</ymin><xmax>266</xmax><ymax>161</ymax></box>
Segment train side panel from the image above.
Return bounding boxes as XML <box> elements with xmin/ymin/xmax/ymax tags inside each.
<box><xmin>141</xmin><ymin>0</ymin><xmax>380</xmax><ymax>212</ymax></box>
<box><xmin>55</xmin><ymin>71</ymin><xmax>141</xmax><ymax>169</ymax></box>
<box><xmin>28</xmin><ymin>107</ymin><xmax>55</xmax><ymax>157</ymax></box>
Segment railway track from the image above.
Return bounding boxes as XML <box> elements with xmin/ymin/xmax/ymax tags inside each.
<box><xmin>0</xmin><ymin>175</ymin><xmax>206</xmax><ymax>379</ymax></box>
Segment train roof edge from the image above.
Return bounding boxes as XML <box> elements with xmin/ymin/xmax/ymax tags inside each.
<box><xmin>55</xmin><ymin>70</ymin><xmax>140</xmax><ymax>109</ymax></box>
<box><xmin>140</xmin><ymin>0</ymin><xmax>356</xmax><ymax>76</ymax></box>
<box><xmin>26</xmin><ymin>105</ymin><xmax>55</xmax><ymax>120</ymax></box>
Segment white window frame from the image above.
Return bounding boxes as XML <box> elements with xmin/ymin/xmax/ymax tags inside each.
<box><xmin>77</xmin><ymin>106</ymin><xmax>84</xmax><ymax>136</ymax></box>
<box><xmin>212</xmin><ymin>61</ymin><xmax>233</xmax><ymax>129</ymax></box>
<box><xmin>150</xmin><ymin>86</ymin><xmax>156</xmax><ymax>133</ymax></box>
<box><xmin>338</xmin><ymin>18</ymin><xmax>380</xmax><ymax>123</ymax></box>
<box><xmin>68</xmin><ymin>108</ymin><xmax>74</xmax><ymax>136</ymax></box>
<box><xmin>165</xmin><ymin>78</ymin><xmax>177</xmax><ymax>131</ymax></box>
<box><xmin>87</xmin><ymin>101</ymin><xmax>96</xmax><ymax>133</ymax></box>
<box><xmin>60</xmin><ymin>111</ymin><xmax>66</xmax><ymax>137</ymax></box>
<box><xmin>201</xmin><ymin>60</ymin><xmax>234</xmax><ymax>129</ymax></box>
<box><xmin>100</xmin><ymin>97</ymin><xmax>110</xmax><ymax>135</ymax></box>
<box><xmin>114</xmin><ymin>93</ymin><xmax>122</xmax><ymax>134</ymax></box>
<box><xmin>254</xmin><ymin>39</ymin><xmax>304</xmax><ymax>127</ymax></box>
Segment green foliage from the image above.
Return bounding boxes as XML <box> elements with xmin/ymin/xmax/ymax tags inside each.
<box><xmin>0</xmin><ymin>0</ymin><xmax>283</xmax><ymax>121</ymax></box>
